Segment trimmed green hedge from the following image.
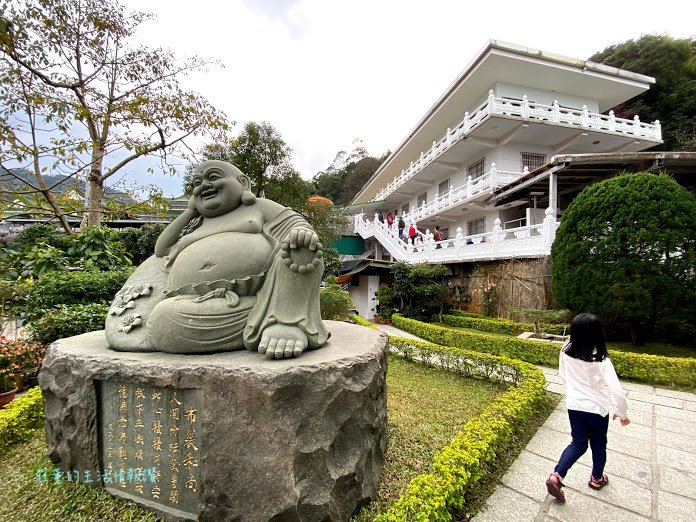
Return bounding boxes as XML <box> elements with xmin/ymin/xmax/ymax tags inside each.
<box><xmin>29</xmin><ymin>303</ymin><xmax>109</xmax><ymax>345</ymax></box>
<box><xmin>394</xmin><ymin>314</ymin><xmax>696</xmax><ymax>387</ymax></box>
<box><xmin>0</xmin><ymin>386</ymin><xmax>45</xmax><ymax>456</ymax></box>
<box><xmin>441</xmin><ymin>312</ymin><xmax>569</xmax><ymax>336</ymax></box>
<box><xmin>349</xmin><ymin>314</ymin><xmax>378</xmax><ymax>330</ymax></box>
<box><xmin>24</xmin><ymin>268</ymin><xmax>132</xmax><ymax>322</ymax></box>
<box><xmin>376</xmin><ymin>337</ymin><xmax>546</xmax><ymax>521</ymax></box>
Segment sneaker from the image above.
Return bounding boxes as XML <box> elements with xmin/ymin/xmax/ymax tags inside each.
<box><xmin>588</xmin><ymin>473</ymin><xmax>609</xmax><ymax>490</ymax></box>
<box><xmin>546</xmin><ymin>472</ymin><xmax>565</xmax><ymax>502</ymax></box>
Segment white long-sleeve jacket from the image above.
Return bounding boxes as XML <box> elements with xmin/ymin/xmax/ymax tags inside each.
<box><xmin>558</xmin><ymin>348</ymin><xmax>628</xmax><ymax>420</ymax></box>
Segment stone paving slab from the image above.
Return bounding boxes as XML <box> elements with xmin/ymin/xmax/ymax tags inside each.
<box><xmin>654</xmin><ymin>404</ymin><xmax>696</xmax><ymax>422</ymax></box>
<box><xmin>625</xmin><ymin>398</ymin><xmax>655</xmax><ymax>413</ymax></box>
<box><xmin>657</xmin><ymin>490</ymin><xmax>696</xmax><ymax>521</ymax></box>
<box><xmin>500</xmin><ymin>450</ymin><xmax>556</xmax><ymax>502</ymax></box>
<box><xmin>605</xmin><ymin>431</ymin><xmax>654</xmax><ymax>461</ymax></box>
<box><xmin>619</xmin><ymin>408</ymin><xmax>653</xmax><ymax>427</ymax></box>
<box><xmin>472</xmin><ymin>485</ymin><xmax>540</xmax><ymax>522</ymax></box>
<box><xmin>655</xmin><ymin>388</ymin><xmax>696</xmax><ymax>402</ymax></box>
<box><xmin>656</xmin><ymin>428</ymin><xmax>696</xmax><ymax>453</ymax></box>
<box><xmin>583</xmin><ymin>447</ymin><xmax>652</xmax><ymax>486</ymax></box>
<box><xmin>607</xmin><ymin>417</ymin><xmax>653</xmax><ymax>441</ymax></box>
<box><xmin>657</xmin><ymin>445</ymin><xmax>696</xmax><ymax>473</ymax></box>
<box><xmin>658</xmin><ymin>465</ymin><xmax>696</xmax><ymax>500</ymax></box>
<box><xmin>545</xmin><ymin>490</ymin><xmax>650</xmax><ymax>521</ymax></box>
<box><xmin>621</xmin><ymin>381</ymin><xmax>656</xmax><ymax>394</ymax></box>
<box><xmin>655</xmin><ymin>415</ymin><xmax>694</xmax><ymax>436</ymax></box>
<box><xmin>560</xmin><ymin>460</ymin><xmax>652</xmax><ymax>517</ymax></box>
<box><xmin>627</xmin><ymin>390</ymin><xmax>684</xmax><ymax>408</ymax></box>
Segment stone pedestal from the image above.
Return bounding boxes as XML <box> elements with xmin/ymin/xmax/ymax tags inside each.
<box><xmin>39</xmin><ymin>321</ymin><xmax>388</xmax><ymax>521</ymax></box>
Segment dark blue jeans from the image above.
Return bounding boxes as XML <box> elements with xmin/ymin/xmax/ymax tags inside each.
<box><xmin>555</xmin><ymin>409</ymin><xmax>609</xmax><ymax>479</ymax></box>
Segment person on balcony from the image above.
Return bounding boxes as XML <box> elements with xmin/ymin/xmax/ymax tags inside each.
<box><xmin>377</xmin><ymin>211</ymin><xmax>385</xmax><ymax>223</ymax></box>
<box><xmin>386</xmin><ymin>212</ymin><xmax>394</xmax><ymax>227</ymax></box>
<box><xmin>398</xmin><ymin>216</ymin><xmax>406</xmax><ymax>239</ymax></box>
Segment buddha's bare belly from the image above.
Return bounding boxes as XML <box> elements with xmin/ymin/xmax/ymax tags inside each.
<box><xmin>168</xmin><ymin>232</ymin><xmax>274</xmax><ymax>289</ymax></box>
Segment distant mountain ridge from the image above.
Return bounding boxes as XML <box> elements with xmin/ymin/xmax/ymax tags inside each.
<box><xmin>0</xmin><ymin>166</ymin><xmax>128</xmax><ymax>198</ymax></box>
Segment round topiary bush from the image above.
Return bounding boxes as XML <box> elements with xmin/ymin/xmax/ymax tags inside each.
<box><xmin>551</xmin><ymin>172</ymin><xmax>696</xmax><ymax>344</ymax></box>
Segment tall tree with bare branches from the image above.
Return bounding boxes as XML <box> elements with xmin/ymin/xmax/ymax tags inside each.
<box><xmin>0</xmin><ymin>0</ymin><xmax>230</xmax><ymax>231</ymax></box>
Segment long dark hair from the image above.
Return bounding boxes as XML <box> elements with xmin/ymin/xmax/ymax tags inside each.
<box><xmin>564</xmin><ymin>313</ymin><xmax>607</xmax><ymax>362</ymax></box>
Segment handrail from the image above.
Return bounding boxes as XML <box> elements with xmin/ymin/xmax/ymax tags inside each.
<box><xmin>372</xmin><ymin>92</ymin><xmax>661</xmax><ymax>202</ymax></box>
<box><xmin>393</xmin><ymin>164</ymin><xmax>524</xmax><ymax>225</ymax></box>
<box><xmin>354</xmin><ymin>208</ymin><xmax>560</xmax><ymax>264</ymax></box>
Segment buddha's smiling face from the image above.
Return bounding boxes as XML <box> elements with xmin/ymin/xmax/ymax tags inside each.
<box><xmin>192</xmin><ymin>163</ymin><xmax>247</xmax><ymax>217</ymax></box>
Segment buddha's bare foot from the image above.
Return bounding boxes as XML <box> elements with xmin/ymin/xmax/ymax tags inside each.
<box><xmin>258</xmin><ymin>324</ymin><xmax>308</xmax><ymax>359</ymax></box>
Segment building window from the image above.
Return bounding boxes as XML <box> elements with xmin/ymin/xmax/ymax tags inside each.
<box><xmin>467</xmin><ymin>158</ymin><xmax>485</xmax><ymax>179</ymax></box>
<box><xmin>438</xmin><ymin>178</ymin><xmax>450</xmax><ymax>196</ymax></box>
<box><xmin>467</xmin><ymin>217</ymin><xmax>485</xmax><ymax>235</ymax></box>
<box><xmin>521</xmin><ymin>152</ymin><xmax>546</xmax><ymax>172</ymax></box>
<box><xmin>401</xmin><ymin>203</ymin><xmax>409</xmax><ymax>215</ymax></box>
<box><xmin>417</xmin><ymin>192</ymin><xmax>427</xmax><ymax>207</ymax></box>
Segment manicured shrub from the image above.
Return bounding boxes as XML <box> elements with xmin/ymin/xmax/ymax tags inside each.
<box><xmin>440</xmin><ymin>314</ymin><xmax>569</xmax><ymax>336</ymax></box>
<box><xmin>0</xmin><ymin>386</ymin><xmax>45</xmax><ymax>456</ymax></box>
<box><xmin>23</xmin><ymin>268</ymin><xmax>132</xmax><ymax>322</ymax></box>
<box><xmin>394</xmin><ymin>314</ymin><xmax>696</xmax><ymax>387</ymax></box>
<box><xmin>320</xmin><ymin>277</ymin><xmax>354</xmax><ymax>321</ymax></box>
<box><xmin>552</xmin><ymin>173</ymin><xmax>696</xmax><ymax>345</ymax></box>
<box><xmin>29</xmin><ymin>303</ymin><xmax>109</xmax><ymax>345</ymax></box>
<box><xmin>349</xmin><ymin>314</ymin><xmax>377</xmax><ymax>330</ymax></box>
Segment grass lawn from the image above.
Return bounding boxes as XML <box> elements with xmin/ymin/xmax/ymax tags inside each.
<box><xmin>0</xmin><ymin>431</ymin><xmax>164</xmax><ymax>521</ymax></box>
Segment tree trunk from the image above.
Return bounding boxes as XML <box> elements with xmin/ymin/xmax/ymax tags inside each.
<box><xmin>82</xmin><ymin>146</ymin><xmax>106</xmax><ymax>229</ymax></box>
<box><xmin>82</xmin><ymin>178</ymin><xmax>105</xmax><ymax>228</ymax></box>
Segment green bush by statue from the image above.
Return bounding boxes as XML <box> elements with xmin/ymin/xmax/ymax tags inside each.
<box><xmin>105</xmin><ymin>161</ymin><xmax>330</xmax><ymax>358</ymax></box>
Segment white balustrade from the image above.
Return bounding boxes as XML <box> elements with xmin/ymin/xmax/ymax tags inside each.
<box><xmin>372</xmin><ymin>93</ymin><xmax>661</xmax><ymax>202</ymax></box>
<box><xmin>352</xmin><ymin>206</ymin><xmax>558</xmax><ymax>264</ymax></box>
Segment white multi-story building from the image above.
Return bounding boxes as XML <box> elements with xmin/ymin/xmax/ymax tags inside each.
<box><xmin>352</xmin><ymin>40</ymin><xmax>662</xmax><ymax>264</ymax></box>
<box><xmin>348</xmin><ymin>40</ymin><xmax>666</xmax><ymax>317</ymax></box>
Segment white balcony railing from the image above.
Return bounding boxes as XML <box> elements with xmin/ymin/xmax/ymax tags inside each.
<box><xmin>372</xmin><ymin>91</ymin><xmax>662</xmax><ymax>202</ymax></box>
<box><xmin>354</xmin><ymin>208</ymin><xmax>560</xmax><ymax>264</ymax></box>
<box><xmin>399</xmin><ymin>163</ymin><xmax>520</xmax><ymax>224</ymax></box>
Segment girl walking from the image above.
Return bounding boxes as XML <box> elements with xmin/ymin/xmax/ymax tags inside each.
<box><xmin>545</xmin><ymin>313</ymin><xmax>630</xmax><ymax>502</ymax></box>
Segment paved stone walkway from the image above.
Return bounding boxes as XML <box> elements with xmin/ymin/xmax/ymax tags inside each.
<box><xmin>375</xmin><ymin>324</ymin><xmax>696</xmax><ymax>521</ymax></box>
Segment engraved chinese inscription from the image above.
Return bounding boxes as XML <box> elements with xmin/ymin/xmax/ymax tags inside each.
<box><xmin>100</xmin><ymin>382</ymin><xmax>202</xmax><ymax>516</ymax></box>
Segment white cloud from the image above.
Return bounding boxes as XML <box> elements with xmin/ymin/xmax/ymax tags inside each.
<box><xmin>122</xmin><ymin>0</ymin><xmax>695</xmax><ymax>196</ymax></box>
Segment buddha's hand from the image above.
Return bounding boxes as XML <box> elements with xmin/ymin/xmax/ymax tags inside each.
<box><xmin>280</xmin><ymin>227</ymin><xmax>323</xmax><ymax>274</ymax></box>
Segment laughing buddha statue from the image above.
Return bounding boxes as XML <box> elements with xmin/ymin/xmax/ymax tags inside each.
<box><xmin>105</xmin><ymin>160</ymin><xmax>330</xmax><ymax>359</ymax></box>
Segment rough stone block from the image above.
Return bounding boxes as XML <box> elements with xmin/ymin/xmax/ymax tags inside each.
<box><xmin>39</xmin><ymin>321</ymin><xmax>388</xmax><ymax>521</ymax></box>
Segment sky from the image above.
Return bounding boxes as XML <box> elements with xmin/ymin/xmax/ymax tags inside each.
<box><xmin>119</xmin><ymin>0</ymin><xmax>695</xmax><ymax>197</ymax></box>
